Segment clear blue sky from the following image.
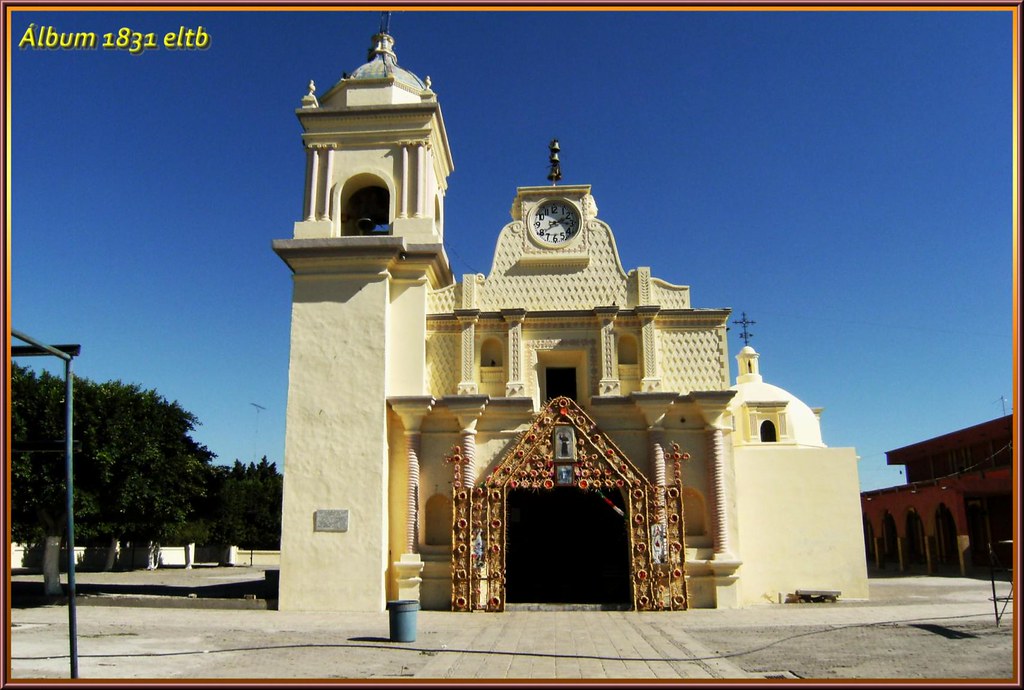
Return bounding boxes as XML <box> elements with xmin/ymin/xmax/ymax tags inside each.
<box><xmin>8</xmin><ymin>7</ymin><xmax>1016</xmax><ymax>492</ymax></box>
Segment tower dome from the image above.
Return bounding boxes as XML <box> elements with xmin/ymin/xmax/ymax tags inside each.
<box><xmin>347</xmin><ymin>32</ymin><xmax>427</xmax><ymax>90</ymax></box>
<box><xmin>316</xmin><ymin>29</ymin><xmax>433</xmax><ymax>109</ymax></box>
<box><xmin>729</xmin><ymin>346</ymin><xmax>824</xmax><ymax>447</ymax></box>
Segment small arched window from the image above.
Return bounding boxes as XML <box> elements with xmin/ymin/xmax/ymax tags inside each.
<box><xmin>760</xmin><ymin>420</ymin><xmax>777</xmax><ymax>442</ymax></box>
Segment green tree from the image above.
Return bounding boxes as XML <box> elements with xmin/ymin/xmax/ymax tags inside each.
<box><xmin>11</xmin><ymin>363</ymin><xmax>215</xmax><ymax>588</ymax></box>
<box><xmin>209</xmin><ymin>457</ymin><xmax>283</xmax><ymax>551</ymax></box>
<box><xmin>10</xmin><ymin>365</ymin><xmax>71</xmax><ymax>541</ymax></box>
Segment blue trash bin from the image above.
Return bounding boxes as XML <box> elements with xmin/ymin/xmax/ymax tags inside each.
<box><xmin>386</xmin><ymin>600</ymin><xmax>419</xmax><ymax>643</ymax></box>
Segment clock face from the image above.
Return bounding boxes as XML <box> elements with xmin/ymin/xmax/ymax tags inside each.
<box><xmin>529</xmin><ymin>200</ymin><xmax>581</xmax><ymax>245</ymax></box>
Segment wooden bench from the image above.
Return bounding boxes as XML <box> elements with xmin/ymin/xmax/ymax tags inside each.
<box><xmin>795</xmin><ymin>589</ymin><xmax>840</xmax><ymax>603</ymax></box>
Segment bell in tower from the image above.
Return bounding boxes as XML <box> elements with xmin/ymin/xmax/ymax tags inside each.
<box><xmin>290</xmin><ymin>19</ymin><xmax>454</xmax><ymax>245</ymax></box>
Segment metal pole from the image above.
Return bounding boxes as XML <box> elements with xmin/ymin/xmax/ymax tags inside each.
<box><xmin>987</xmin><ymin>542</ymin><xmax>1001</xmax><ymax>626</ymax></box>
<box><xmin>65</xmin><ymin>356</ymin><xmax>78</xmax><ymax>677</ymax></box>
<box><xmin>11</xmin><ymin>329</ymin><xmax>80</xmax><ymax>677</ymax></box>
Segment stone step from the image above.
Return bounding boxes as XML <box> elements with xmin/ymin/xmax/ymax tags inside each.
<box><xmin>504</xmin><ymin>602</ymin><xmax>632</xmax><ymax>611</ymax></box>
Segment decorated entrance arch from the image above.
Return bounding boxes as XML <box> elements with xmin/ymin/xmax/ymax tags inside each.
<box><xmin>449</xmin><ymin>397</ymin><xmax>689</xmax><ymax>612</ymax></box>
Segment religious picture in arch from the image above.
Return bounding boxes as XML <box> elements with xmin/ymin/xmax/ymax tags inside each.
<box><xmin>553</xmin><ymin>426</ymin><xmax>576</xmax><ymax>461</ymax></box>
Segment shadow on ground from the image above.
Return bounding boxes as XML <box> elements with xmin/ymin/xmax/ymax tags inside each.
<box><xmin>11</xmin><ymin>571</ymin><xmax>277</xmax><ymax>608</ymax></box>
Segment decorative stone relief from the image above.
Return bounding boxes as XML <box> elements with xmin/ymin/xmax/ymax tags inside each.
<box><xmin>426</xmin><ymin>332</ymin><xmax>459</xmax><ymax>397</ymax></box>
<box><xmin>503</xmin><ymin>309</ymin><xmax>526</xmax><ymax>397</ymax></box>
<box><xmin>580</xmin><ymin>193</ymin><xmax>597</xmax><ymax>219</ymax></box>
<box><xmin>650</xmin><ymin>277</ymin><xmax>690</xmax><ymax>309</ymax></box>
<box><xmin>637</xmin><ymin>267</ymin><xmax>652</xmax><ymax>306</ymax></box>
<box><xmin>457</xmin><ymin>311</ymin><xmax>479</xmax><ymax>395</ymax></box>
<box><xmin>595</xmin><ymin>307</ymin><xmax>620</xmax><ymax>396</ymax></box>
<box><xmin>658</xmin><ymin>329</ymin><xmax>728</xmax><ymax>393</ymax></box>
<box><xmin>637</xmin><ymin>307</ymin><xmax>661</xmax><ymax>392</ymax></box>
<box><xmin>462</xmin><ymin>273</ymin><xmax>481</xmax><ymax>309</ymax></box>
<box><xmin>476</xmin><ymin>221</ymin><xmax>630</xmax><ymax>312</ymax></box>
<box><xmin>428</xmin><ymin>284</ymin><xmax>457</xmax><ymax>314</ymax></box>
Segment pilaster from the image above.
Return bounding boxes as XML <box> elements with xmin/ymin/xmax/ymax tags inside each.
<box><xmin>636</xmin><ymin>305</ymin><xmax>661</xmax><ymax>392</ymax></box>
<box><xmin>595</xmin><ymin>306</ymin><xmax>620</xmax><ymax>396</ymax></box>
<box><xmin>388</xmin><ymin>396</ymin><xmax>436</xmax><ymax>554</ymax></box>
<box><xmin>502</xmin><ymin>308</ymin><xmax>527</xmax><ymax>397</ymax></box>
<box><xmin>304</xmin><ymin>147</ymin><xmax>319</xmax><ymax>221</ymax></box>
<box><xmin>456</xmin><ymin>309</ymin><xmax>480</xmax><ymax>395</ymax></box>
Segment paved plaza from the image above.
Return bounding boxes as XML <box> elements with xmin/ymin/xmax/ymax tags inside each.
<box><xmin>6</xmin><ymin>566</ymin><xmax>1017</xmax><ymax>682</ymax></box>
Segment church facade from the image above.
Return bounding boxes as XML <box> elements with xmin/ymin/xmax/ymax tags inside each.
<box><xmin>273</xmin><ymin>27</ymin><xmax>868</xmax><ymax>612</ymax></box>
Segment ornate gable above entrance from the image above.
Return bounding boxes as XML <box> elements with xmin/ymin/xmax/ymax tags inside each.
<box><xmin>450</xmin><ymin>397</ymin><xmax>689</xmax><ymax>612</ymax></box>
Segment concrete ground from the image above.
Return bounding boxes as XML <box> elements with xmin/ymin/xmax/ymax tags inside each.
<box><xmin>5</xmin><ymin>565</ymin><xmax>1017</xmax><ymax>682</ymax></box>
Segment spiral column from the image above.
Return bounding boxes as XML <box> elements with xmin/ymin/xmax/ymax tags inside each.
<box><xmin>707</xmin><ymin>426</ymin><xmax>731</xmax><ymax>556</ymax></box>
<box><xmin>461</xmin><ymin>427</ymin><xmax>478</xmax><ymax>489</ymax></box>
<box><xmin>404</xmin><ymin>430</ymin><xmax>422</xmax><ymax>553</ymax></box>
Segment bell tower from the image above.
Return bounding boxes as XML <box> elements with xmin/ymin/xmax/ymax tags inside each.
<box><xmin>292</xmin><ymin>27</ymin><xmax>453</xmax><ymax>244</ymax></box>
<box><xmin>273</xmin><ymin>21</ymin><xmax>453</xmax><ymax>612</ymax></box>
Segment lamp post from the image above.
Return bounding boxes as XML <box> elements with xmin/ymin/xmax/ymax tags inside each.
<box><xmin>12</xmin><ymin>329</ymin><xmax>81</xmax><ymax>678</ymax></box>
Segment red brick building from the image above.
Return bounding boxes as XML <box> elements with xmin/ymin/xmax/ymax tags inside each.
<box><xmin>860</xmin><ymin>415</ymin><xmax>1014</xmax><ymax>575</ymax></box>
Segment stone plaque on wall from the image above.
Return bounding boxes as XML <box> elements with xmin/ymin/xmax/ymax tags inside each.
<box><xmin>314</xmin><ymin>509</ymin><xmax>349</xmax><ymax>533</ymax></box>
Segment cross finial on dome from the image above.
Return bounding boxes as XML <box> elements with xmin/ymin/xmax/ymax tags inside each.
<box><xmin>732</xmin><ymin>312</ymin><xmax>756</xmax><ymax>345</ymax></box>
<box><xmin>379</xmin><ymin>10</ymin><xmax>391</xmax><ymax>35</ymax></box>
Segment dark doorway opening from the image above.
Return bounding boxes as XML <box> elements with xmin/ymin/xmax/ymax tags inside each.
<box><xmin>883</xmin><ymin>512</ymin><xmax>898</xmax><ymax>564</ymax></box>
<box><xmin>935</xmin><ymin>503</ymin><xmax>958</xmax><ymax>567</ymax></box>
<box><xmin>545</xmin><ymin>367</ymin><xmax>577</xmax><ymax>402</ymax></box>
<box><xmin>504</xmin><ymin>487</ymin><xmax>630</xmax><ymax>605</ymax></box>
<box><xmin>905</xmin><ymin>510</ymin><xmax>926</xmax><ymax>566</ymax></box>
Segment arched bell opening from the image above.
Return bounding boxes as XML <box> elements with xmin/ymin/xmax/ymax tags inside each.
<box><xmin>504</xmin><ymin>486</ymin><xmax>630</xmax><ymax>605</ymax></box>
<box><xmin>342</xmin><ymin>182</ymin><xmax>391</xmax><ymax>236</ymax></box>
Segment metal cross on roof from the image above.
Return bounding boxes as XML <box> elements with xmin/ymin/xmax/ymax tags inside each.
<box><xmin>732</xmin><ymin>312</ymin><xmax>756</xmax><ymax>345</ymax></box>
<box><xmin>379</xmin><ymin>10</ymin><xmax>391</xmax><ymax>34</ymax></box>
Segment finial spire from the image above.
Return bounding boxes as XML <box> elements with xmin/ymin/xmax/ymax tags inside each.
<box><xmin>367</xmin><ymin>24</ymin><xmax>397</xmax><ymax>62</ymax></box>
<box><xmin>547</xmin><ymin>139</ymin><xmax>562</xmax><ymax>185</ymax></box>
<box><xmin>379</xmin><ymin>10</ymin><xmax>391</xmax><ymax>34</ymax></box>
<box><xmin>733</xmin><ymin>312</ymin><xmax>756</xmax><ymax>345</ymax></box>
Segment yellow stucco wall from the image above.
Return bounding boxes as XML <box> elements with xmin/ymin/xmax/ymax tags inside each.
<box><xmin>732</xmin><ymin>445</ymin><xmax>869</xmax><ymax>604</ymax></box>
<box><xmin>278</xmin><ymin>275</ymin><xmax>392</xmax><ymax>611</ymax></box>
<box><xmin>387</xmin><ymin>278</ymin><xmax>429</xmax><ymax>395</ymax></box>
